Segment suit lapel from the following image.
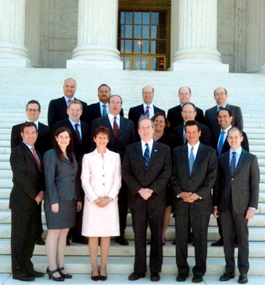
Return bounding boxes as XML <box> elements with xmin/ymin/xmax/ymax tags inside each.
<box><xmin>148</xmin><ymin>141</ymin><xmax>158</xmax><ymax>169</ymax></box>
<box><xmin>22</xmin><ymin>143</ymin><xmax>40</xmax><ymax>171</ymax></box>
<box><xmin>96</xmin><ymin>103</ymin><xmax>101</xmax><ymax>117</ymax></box>
<box><xmin>181</xmin><ymin>144</ymin><xmax>190</xmax><ymax>177</ymax></box>
<box><xmin>119</xmin><ymin>116</ymin><xmax>125</xmax><ymax>138</ymax></box>
<box><xmin>135</xmin><ymin>142</ymin><xmax>146</xmax><ymax>170</ymax></box>
<box><xmin>190</xmin><ymin>144</ymin><xmax>204</xmax><ymax>177</ymax></box>
<box><xmin>234</xmin><ymin>149</ymin><xmax>247</xmax><ymax>175</ymax></box>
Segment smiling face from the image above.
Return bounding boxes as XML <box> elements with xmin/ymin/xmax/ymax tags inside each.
<box><xmin>178</xmin><ymin>87</ymin><xmax>191</xmax><ymax>104</ymax></box>
<box><xmin>55</xmin><ymin>131</ymin><xmax>70</xmax><ymax>151</ymax></box>
<box><xmin>26</xmin><ymin>103</ymin><xmax>40</xmax><ymax>122</ymax></box>
<box><xmin>227</xmin><ymin>128</ymin><xmax>243</xmax><ymax>151</ymax></box>
<box><xmin>63</xmin><ymin>79</ymin><xmax>76</xmax><ymax>99</ymax></box>
<box><xmin>181</xmin><ymin>104</ymin><xmax>196</xmax><ymax>122</ymax></box>
<box><xmin>67</xmin><ymin>103</ymin><xmax>83</xmax><ymax>123</ymax></box>
<box><xmin>138</xmin><ymin>119</ymin><xmax>155</xmax><ymax>142</ymax></box>
<box><xmin>185</xmin><ymin>125</ymin><xmax>201</xmax><ymax>146</ymax></box>
<box><xmin>217</xmin><ymin>109</ymin><xmax>233</xmax><ymax>130</ymax></box>
<box><xmin>21</xmin><ymin>126</ymin><xmax>38</xmax><ymax>146</ymax></box>
<box><xmin>153</xmin><ymin>115</ymin><xmax>166</xmax><ymax>133</ymax></box>
<box><xmin>214</xmin><ymin>88</ymin><xmax>228</xmax><ymax>106</ymax></box>
<box><xmin>142</xmin><ymin>86</ymin><xmax>154</xmax><ymax>105</ymax></box>
<box><xmin>94</xmin><ymin>132</ymin><xmax>109</xmax><ymax>149</ymax></box>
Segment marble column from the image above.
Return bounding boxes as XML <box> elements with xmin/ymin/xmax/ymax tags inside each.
<box><xmin>171</xmin><ymin>0</ymin><xmax>228</xmax><ymax>72</ymax></box>
<box><xmin>0</xmin><ymin>0</ymin><xmax>31</xmax><ymax>67</ymax></box>
<box><xmin>67</xmin><ymin>0</ymin><xmax>122</xmax><ymax>69</ymax></box>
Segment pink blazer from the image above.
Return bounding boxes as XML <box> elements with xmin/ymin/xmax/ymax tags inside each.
<box><xmin>81</xmin><ymin>149</ymin><xmax>121</xmax><ymax>202</ymax></box>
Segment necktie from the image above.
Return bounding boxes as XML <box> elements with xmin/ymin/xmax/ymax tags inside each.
<box><xmin>75</xmin><ymin>124</ymin><xmax>81</xmax><ymax>142</ymax></box>
<box><xmin>144</xmin><ymin>106</ymin><xmax>150</xmax><ymax>118</ymax></box>
<box><xmin>230</xmin><ymin>151</ymin><xmax>236</xmax><ymax>176</ymax></box>
<box><xmin>102</xmin><ymin>104</ymin><xmax>107</xmax><ymax>117</ymax></box>
<box><xmin>189</xmin><ymin>147</ymin><xmax>194</xmax><ymax>175</ymax></box>
<box><xmin>143</xmin><ymin>143</ymin><xmax>150</xmax><ymax>170</ymax></box>
<box><xmin>217</xmin><ymin>130</ymin><xmax>225</xmax><ymax>156</ymax></box>
<box><xmin>183</xmin><ymin>127</ymin><xmax>186</xmax><ymax>143</ymax></box>
<box><xmin>113</xmin><ymin>117</ymin><xmax>119</xmax><ymax>138</ymax></box>
<box><xmin>32</xmin><ymin>147</ymin><xmax>41</xmax><ymax>171</ymax></box>
<box><xmin>67</xmin><ymin>99</ymin><xmax>71</xmax><ymax>105</ymax></box>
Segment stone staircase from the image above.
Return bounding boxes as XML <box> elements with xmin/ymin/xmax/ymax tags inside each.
<box><xmin>0</xmin><ymin>68</ymin><xmax>265</xmax><ymax>284</ymax></box>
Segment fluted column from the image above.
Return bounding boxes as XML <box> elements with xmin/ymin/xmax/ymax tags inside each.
<box><xmin>171</xmin><ymin>0</ymin><xmax>228</xmax><ymax>72</ymax></box>
<box><xmin>67</xmin><ymin>0</ymin><xmax>122</xmax><ymax>69</ymax></box>
<box><xmin>0</xmin><ymin>0</ymin><xmax>31</xmax><ymax>67</ymax></box>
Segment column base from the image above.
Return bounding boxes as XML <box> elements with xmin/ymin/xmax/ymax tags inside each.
<box><xmin>0</xmin><ymin>58</ymin><xmax>32</xmax><ymax>67</ymax></box>
<box><xmin>67</xmin><ymin>60</ymin><xmax>123</xmax><ymax>70</ymax></box>
<box><xmin>171</xmin><ymin>62</ymin><xmax>229</xmax><ymax>73</ymax></box>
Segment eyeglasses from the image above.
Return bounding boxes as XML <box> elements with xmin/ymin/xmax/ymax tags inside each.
<box><xmin>26</xmin><ymin>109</ymin><xmax>39</xmax><ymax>112</ymax></box>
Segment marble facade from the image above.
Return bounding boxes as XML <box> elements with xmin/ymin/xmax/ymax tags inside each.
<box><xmin>0</xmin><ymin>0</ymin><xmax>264</xmax><ymax>73</ymax></box>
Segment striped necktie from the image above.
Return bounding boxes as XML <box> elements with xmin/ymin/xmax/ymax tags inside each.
<box><xmin>144</xmin><ymin>106</ymin><xmax>150</xmax><ymax>118</ymax></box>
<box><xmin>143</xmin><ymin>143</ymin><xmax>150</xmax><ymax>169</ymax></box>
<box><xmin>230</xmin><ymin>151</ymin><xmax>236</xmax><ymax>176</ymax></box>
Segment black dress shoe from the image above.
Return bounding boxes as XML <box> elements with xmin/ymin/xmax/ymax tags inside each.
<box><xmin>150</xmin><ymin>272</ymin><xmax>160</xmax><ymax>282</ymax></box>
<box><xmin>13</xmin><ymin>273</ymin><xmax>35</xmax><ymax>281</ymax></box>
<box><xmin>176</xmin><ymin>273</ymin><xmax>189</xmax><ymax>282</ymax></box>
<box><xmin>115</xmin><ymin>236</ymin><xmax>129</xmax><ymax>246</ymax></box>
<box><xmin>211</xmin><ymin>239</ymin><xmax>223</xmax><ymax>246</ymax></box>
<box><xmin>28</xmin><ymin>269</ymin><xmax>44</xmax><ymax>277</ymax></box>
<box><xmin>35</xmin><ymin>237</ymin><xmax>45</xmax><ymax>245</ymax></box>
<box><xmin>99</xmin><ymin>274</ymin><xmax>107</xmax><ymax>281</ymax></box>
<box><xmin>192</xmin><ymin>275</ymin><xmax>203</xmax><ymax>283</ymax></box>
<box><xmin>58</xmin><ymin>267</ymin><xmax>72</xmax><ymax>278</ymax></box>
<box><xmin>128</xmin><ymin>272</ymin><xmax>145</xmax><ymax>281</ymax></box>
<box><xmin>238</xmin><ymin>274</ymin><xmax>248</xmax><ymax>284</ymax></box>
<box><xmin>47</xmin><ymin>267</ymin><xmax>65</xmax><ymax>281</ymax></box>
<box><xmin>219</xmin><ymin>272</ymin><xmax>235</xmax><ymax>281</ymax></box>
<box><xmin>91</xmin><ymin>271</ymin><xmax>100</xmax><ymax>281</ymax></box>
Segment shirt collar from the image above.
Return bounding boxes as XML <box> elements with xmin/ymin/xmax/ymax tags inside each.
<box><xmin>217</xmin><ymin>103</ymin><xmax>228</xmax><ymax>109</ymax></box>
<box><xmin>27</xmin><ymin>119</ymin><xmax>39</xmax><ymax>129</ymax></box>
<box><xmin>220</xmin><ymin>125</ymin><xmax>232</xmax><ymax>133</ymax></box>
<box><xmin>64</xmin><ymin>95</ymin><xmax>74</xmax><ymax>104</ymax></box>
<box><xmin>143</xmin><ymin>102</ymin><xmax>153</xmax><ymax>109</ymax></box>
<box><xmin>108</xmin><ymin>113</ymin><xmax>120</xmax><ymax>121</ymax></box>
<box><xmin>68</xmin><ymin>117</ymin><xmax>81</xmax><ymax>126</ymax></box>
<box><xmin>229</xmin><ymin>146</ymin><xmax>242</xmax><ymax>157</ymax></box>
<box><xmin>187</xmin><ymin>141</ymin><xmax>200</xmax><ymax>152</ymax></box>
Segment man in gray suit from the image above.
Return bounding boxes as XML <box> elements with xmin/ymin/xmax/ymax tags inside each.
<box><xmin>213</xmin><ymin>127</ymin><xmax>259</xmax><ymax>284</ymax></box>
<box><xmin>171</xmin><ymin>120</ymin><xmax>217</xmax><ymax>283</ymax></box>
<box><xmin>205</xmin><ymin>87</ymin><xmax>243</xmax><ymax>133</ymax></box>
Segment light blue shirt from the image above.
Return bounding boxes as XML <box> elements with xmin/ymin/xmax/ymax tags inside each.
<box><xmin>143</xmin><ymin>103</ymin><xmax>154</xmax><ymax>118</ymax></box>
<box><xmin>99</xmin><ymin>101</ymin><xmax>109</xmax><ymax>116</ymax></box>
<box><xmin>68</xmin><ymin>117</ymin><xmax>82</xmax><ymax>140</ymax></box>
<box><xmin>229</xmin><ymin>146</ymin><xmax>242</xmax><ymax>167</ymax></box>
<box><xmin>64</xmin><ymin>95</ymin><xmax>74</xmax><ymax>106</ymax></box>
<box><xmin>217</xmin><ymin>103</ymin><xmax>228</xmax><ymax>111</ymax></box>
<box><xmin>141</xmin><ymin>139</ymin><xmax>153</xmax><ymax>157</ymax></box>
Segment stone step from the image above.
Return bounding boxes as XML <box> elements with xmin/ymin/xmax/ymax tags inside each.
<box><xmin>1</xmin><ymin>255</ymin><xmax>265</xmax><ymax>276</ymax></box>
<box><xmin>1</xmin><ymin>224</ymin><xmax>265</xmax><ymax>241</ymax></box>
<box><xmin>0</xmin><ymin>274</ymin><xmax>265</xmax><ymax>285</ymax></box>
<box><xmin>0</xmin><ymin>154</ymin><xmax>10</xmax><ymax>162</ymax></box>
<box><xmin>0</xmin><ymin>239</ymin><xmax>265</xmax><ymax>258</ymax></box>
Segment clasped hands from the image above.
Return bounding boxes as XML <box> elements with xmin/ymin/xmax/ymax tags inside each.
<box><xmin>179</xmin><ymin>192</ymin><xmax>200</xmax><ymax>203</ymax></box>
<box><xmin>138</xmin><ymin>188</ymin><xmax>153</xmax><ymax>200</ymax></box>
<box><xmin>95</xmin><ymin>197</ymin><xmax>112</xmax><ymax>208</ymax></box>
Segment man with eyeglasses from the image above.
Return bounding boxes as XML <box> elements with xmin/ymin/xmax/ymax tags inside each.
<box><xmin>11</xmin><ymin>100</ymin><xmax>51</xmax><ymax>246</ymax></box>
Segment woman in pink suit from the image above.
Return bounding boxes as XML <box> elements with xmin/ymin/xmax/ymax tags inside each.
<box><xmin>81</xmin><ymin>126</ymin><xmax>121</xmax><ymax>281</ymax></box>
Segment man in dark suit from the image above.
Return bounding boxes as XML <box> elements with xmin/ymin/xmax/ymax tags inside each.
<box><xmin>170</xmin><ymin>102</ymin><xmax>211</xmax><ymax>148</ymax></box>
<box><xmin>205</xmin><ymin>87</ymin><xmax>243</xmax><ymax>133</ymax></box>
<box><xmin>11</xmin><ymin>100</ymin><xmax>50</xmax><ymax>246</ymax></box>
<box><xmin>167</xmin><ymin>86</ymin><xmax>205</xmax><ymax>130</ymax></box>
<box><xmin>48</xmin><ymin>78</ymin><xmax>87</xmax><ymax>127</ymax></box>
<box><xmin>213</xmin><ymin>127</ymin><xmax>259</xmax><ymax>284</ymax></box>
<box><xmin>91</xmin><ymin>95</ymin><xmax>136</xmax><ymax>245</ymax></box>
<box><xmin>128</xmin><ymin>86</ymin><xmax>165</xmax><ymax>139</ymax></box>
<box><xmin>52</xmin><ymin>100</ymin><xmax>90</xmax><ymax>244</ymax></box>
<box><xmin>10</xmin><ymin>122</ymin><xmax>45</xmax><ymax>281</ymax></box>
<box><xmin>86</xmin><ymin>84</ymin><xmax>124</xmax><ymax>126</ymax></box>
<box><xmin>123</xmin><ymin>117</ymin><xmax>172</xmax><ymax>282</ymax></box>
<box><xmin>171</xmin><ymin>120</ymin><xmax>217</xmax><ymax>283</ymax></box>
<box><xmin>211</xmin><ymin>108</ymin><xmax>249</xmax><ymax>247</ymax></box>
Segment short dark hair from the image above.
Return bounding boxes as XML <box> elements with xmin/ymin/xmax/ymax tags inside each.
<box><xmin>178</xmin><ymin>86</ymin><xmax>191</xmax><ymax>94</ymax></box>
<box><xmin>214</xmin><ymin>87</ymin><xmax>228</xmax><ymax>96</ymax></box>
<box><xmin>217</xmin><ymin>108</ymin><xmax>232</xmax><ymax>117</ymax></box>
<box><xmin>21</xmin><ymin>122</ymin><xmax>38</xmax><ymax>133</ymax></box>
<box><xmin>184</xmin><ymin>120</ymin><xmax>201</xmax><ymax>132</ymax></box>
<box><xmin>93</xmin><ymin>126</ymin><xmax>110</xmax><ymax>140</ymax></box>
<box><xmin>109</xmin><ymin>94</ymin><xmax>123</xmax><ymax>104</ymax></box>
<box><xmin>151</xmin><ymin>112</ymin><xmax>170</xmax><ymax>129</ymax></box>
<box><xmin>182</xmin><ymin>102</ymin><xmax>196</xmax><ymax>112</ymax></box>
<box><xmin>228</xmin><ymin>126</ymin><xmax>243</xmax><ymax>137</ymax></box>
<box><xmin>26</xmin><ymin>100</ymin><xmax>41</xmax><ymax>111</ymax></box>
<box><xmin>98</xmin><ymin>84</ymin><xmax>111</xmax><ymax>92</ymax></box>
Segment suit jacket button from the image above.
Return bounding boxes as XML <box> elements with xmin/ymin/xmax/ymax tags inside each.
<box><xmin>231</xmin><ymin>178</ymin><xmax>234</xmax><ymax>181</ymax></box>
<box><xmin>189</xmin><ymin>180</ymin><xmax>191</xmax><ymax>183</ymax></box>
<box><xmin>71</xmin><ymin>181</ymin><xmax>74</xmax><ymax>183</ymax></box>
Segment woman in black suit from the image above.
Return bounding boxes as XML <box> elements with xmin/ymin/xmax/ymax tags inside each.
<box><xmin>151</xmin><ymin>112</ymin><xmax>172</xmax><ymax>245</ymax></box>
<box><xmin>44</xmin><ymin>127</ymin><xmax>82</xmax><ymax>281</ymax></box>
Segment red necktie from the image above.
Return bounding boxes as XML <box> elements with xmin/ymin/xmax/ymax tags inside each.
<box><xmin>75</xmin><ymin>124</ymin><xmax>81</xmax><ymax>142</ymax></box>
<box><xmin>114</xmin><ymin>117</ymin><xmax>119</xmax><ymax>138</ymax></box>
<box><xmin>32</xmin><ymin>147</ymin><xmax>41</xmax><ymax>171</ymax></box>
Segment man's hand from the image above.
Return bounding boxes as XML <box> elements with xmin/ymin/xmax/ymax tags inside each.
<box><xmin>245</xmin><ymin>208</ymin><xmax>255</xmax><ymax>220</ymax></box>
<box><xmin>179</xmin><ymin>192</ymin><xmax>192</xmax><ymax>199</ymax></box>
<box><xmin>77</xmin><ymin>201</ymin><xmax>82</xmax><ymax>212</ymax></box>
<box><xmin>213</xmin><ymin>208</ymin><xmax>219</xmax><ymax>218</ymax></box>
<box><xmin>51</xmin><ymin>203</ymin><xmax>59</xmax><ymax>213</ymax></box>
<box><xmin>182</xmin><ymin>193</ymin><xmax>200</xmax><ymax>203</ymax></box>
<box><xmin>138</xmin><ymin>188</ymin><xmax>153</xmax><ymax>200</ymax></box>
<box><xmin>35</xmin><ymin>191</ymin><xmax>44</xmax><ymax>205</ymax></box>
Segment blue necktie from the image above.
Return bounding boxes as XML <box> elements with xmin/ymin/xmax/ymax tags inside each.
<box><xmin>217</xmin><ymin>130</ymin><xmax>225</xmax><ymax>156</ymax></box>
<box><xmin>102</xmin><ymin>104</ymin><xmax>107</xmax><ymax>117</ymax></box>
<box><xmin>145</xmin><ymin>106</ymin><xmax>150</xmax><ymax>118</ymax></box>
<box><xmin>189</xmin><ymin>147</ymin><xmax>194</xmax><ymax>175</ymax></box>
<box><xmin>230</xmin><ymin>151</ymin><xmax>236</xmax><ymax>176</ymax></box>
<box><xmin>143</xmin><ymin>143</ymin><xmax>150</xmax><ymax>170</ymax></box>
